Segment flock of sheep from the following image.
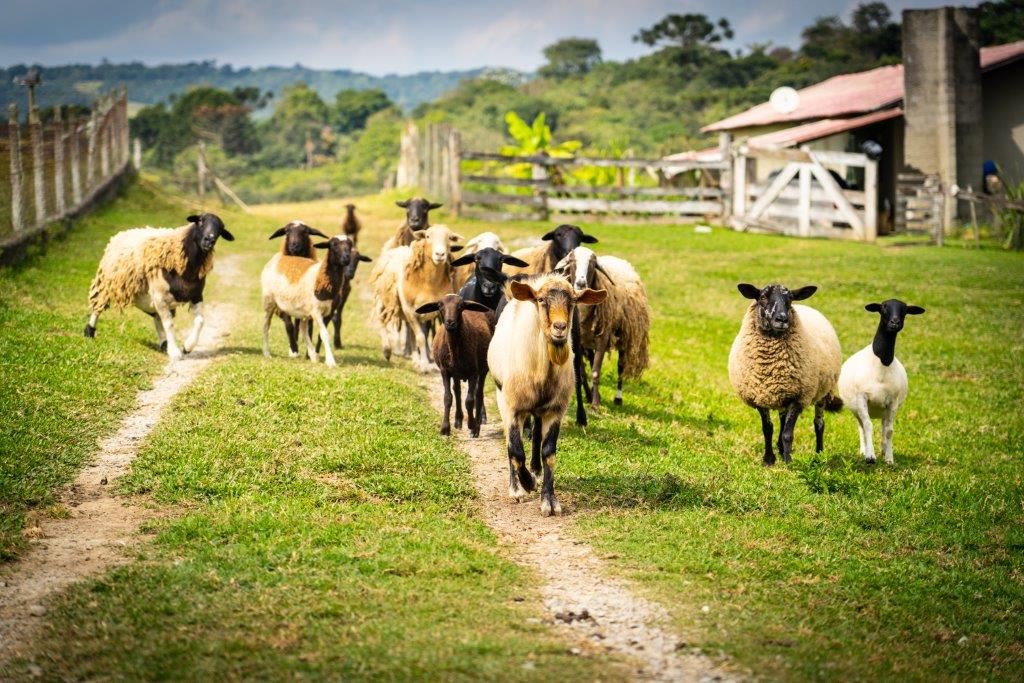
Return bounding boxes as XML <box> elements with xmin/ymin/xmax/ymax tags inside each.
<box><xmin>82</xmin><ymin>201</ymin><xmax>924</xmax><ymax>516</ymax></box>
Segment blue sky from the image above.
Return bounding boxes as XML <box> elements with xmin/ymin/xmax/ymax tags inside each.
<box><xmin>1</xmin><ymin>0</ymin><xmax>980</xmax><ymax>74</ymax></box>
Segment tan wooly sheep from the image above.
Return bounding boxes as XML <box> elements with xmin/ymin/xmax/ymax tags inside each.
<box><xmin>261</xmin><ymin>235</ymin><xmax>354</xmax><ymax>368</ymax></box>
<box><xmin>381</xmin><ymin>197</ymin><xmax>442</xmax><ymax>252</ymax></box>
<box><xmin>84</xmin><ymin>213</ymin><xmax>234</xmax><ymax>361</ymax></box>
<box><xmin>728</xmin><ymin>283</ymin><xmax>843</xmax><ymax>466</ymax></box>
<box><xmin>555</xmin><ymin>246</ymin><xmax>651</xmax><ymax>409</ymax></box>
<box><xmin>369</xmin><ymin>245</ymin><xmax>413</xmax><ymax>360</ymax></box>
<box><xmin>488</xmin><ymin>272</ymin><xmax>606</xmax><ymax>516</ymax></box>
<box><xmin>268</xmin><ymin>220</ymin><xmax>329</xmax><ymax>355</ymax></box>
<box><xmin>341</xmin><ymin>203</ymin><xmax>361</xmax><ymax>246</ymax></box>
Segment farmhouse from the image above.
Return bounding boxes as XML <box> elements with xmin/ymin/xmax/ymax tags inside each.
<box><xmin>670</xmin><ymin>7</ymin><xmax>1024</xmax><ymax>237</ymax></box>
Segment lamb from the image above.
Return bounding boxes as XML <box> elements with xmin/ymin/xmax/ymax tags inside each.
<box><xmin>555</xmin><ymin>246</ymin><xmax>651</xmax><ymax>409</ymax></box>
<box><xmin>341</xmin><ymin>203</ymin><xmax>361</xmax><ymax>246</ymax></box>
<box><xmin>838</xmin><ymin>299</ymin><xmax>925</xmax><ymax>464</ymax></box>
<box><xmin>488</xmin><ymin>272</ymin><xmax>606</xmax><ymax>516</ymax></box>
<box><xmin>84</xmin><ymin>213</ymin><xmax>234</xmax><ymax>360</ymax></box>
<box><xmin>268</xmin><ymin>220</ymin><xmax>329</xmax><ymax>356</ymax></box>
<box><xmin>381</xmin><ymin>197</ymin><xmax>442</xmax><ymax>251</ymax></box>
<box><xmin>261</xmin><ymin>235</ymin><xmax>354</xmax><ymax>367</ymax></box>
<box><xmin>315</xmin><ymin>245</ymin><xmax>372</xmax><ymax>352</ymax></box>
<box><xmin>728</xmin><ymin>283</ymin><xmax>843</xmax><ymax>465</ymax></box>
<box><xmin>415</xmin><ymin>294</ymin><xmax>494</xmax><ymax>437</ymax></box>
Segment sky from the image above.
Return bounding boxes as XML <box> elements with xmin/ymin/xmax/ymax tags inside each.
<box><xmin>0</xmin><ymin>0</ymin><xmax>982</xmax><ymax>75</ymax></box>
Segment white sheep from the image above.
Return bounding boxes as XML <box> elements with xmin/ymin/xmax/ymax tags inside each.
<box><xmin>261</xmin><ymin>235</ymin><xmax>354</xmax><ymax>367</ymax></box>
<box><xmin>838</xmin><ymin>299</ymin><xmax>925</xmax><ymax>464</ymax></box>
<box><xmin>84</xmin><ymin>213</ymin><xmax>234</xmax><ymax>360</ymax></box>
<box><xmin>728</xmin><ymin>283</ymin><xmax>843</xmax><ymax>465</ymax></box>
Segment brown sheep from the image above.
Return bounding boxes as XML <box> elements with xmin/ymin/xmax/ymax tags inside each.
<box><xmin>341</xmin><ymin>203</ymin><xmax>361</xmax><ymax>246</ymax></box>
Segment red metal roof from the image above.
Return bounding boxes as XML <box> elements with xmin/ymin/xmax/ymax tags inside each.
<box><xmin>703</xmin><ymin>41</ymin><xmax>1024</xmax><ymax>133</ymax></box>
<box><xmin>746</xmin><ymin>108</ymin><xmax>904</xmax><ymax>149</ymax></box>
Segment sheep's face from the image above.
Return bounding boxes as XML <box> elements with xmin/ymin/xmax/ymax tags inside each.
<box><xmin>865</xmin><ymin>299</ymin><xmax>925</xmax><ymax>333</ymax></box>
<box><xmin>397</xmin><ymin>197</ymin><xmax>442</xmax><ymax>231</ymax></box>
<box><xmin>315</xmin><ymin>235</ymin><xmax>355</xmax><ymax>269</ymax></box>
<box><xmin>452</xmin><ymin>248</ymin><xmax>529</xmax><ymax>297</ymax></box>
<box><xmin>542</xmin><ymin>224</ymin><xmax>598</xmax><ymax>261</ymax></box>
<box><xmin>344</xmin><ymin>249</ymin><xmax>372</xmax><ymax>279</ymax></box>
<box><xmin>511</xmin><ymin>279</ymin><xmax>607</xmax><ymax>365</ymax></box>
<box><xmin>269</xmin><ymin>221</ymin><xmax>329</xmax><ymax>257</ymax></box>
<box><xmin>345</xmin><ymin>203</ymin><xmax>356</xmax><ymax>213</ymax></box>
<box><xmin>738</xmin><ymin>283</ymin><xmax>818</xmax><ymax>337</ymax></box>
<box><xmin>188</xmin><ymin>213</ymin><xmax>234</xmax><ymax>252</ymax></box>
<box><xmin>414</xmin><ymin>225</ymin><xmax>464</xmax><ymax>265</ymax></box>
<box><xmin>555</xmin><ymin>247</ymin><xmax>613</xmax><ymax>294</ymax></box>
<box><xmin>415</xmin><ymin>294</ymin><xmax>491</xmax><ymax>332</ymax></box>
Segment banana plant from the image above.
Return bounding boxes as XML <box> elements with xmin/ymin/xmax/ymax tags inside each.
<box><xmin>499</xmin><ymin>112</ymin><xmax>580</xmax><ymax>180</ymax></box>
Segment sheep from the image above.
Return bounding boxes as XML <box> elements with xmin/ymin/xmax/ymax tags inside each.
<box><xmin>727</xmin><ymin>283</ymin><xmax>843</xmax><ymax>466</ymax></box>
<box><xmin>555</xmin><ymin>246</ymin><xmax>651</xmax><ymax>409</ymax></box>
<box><xmin>261</xmin><ymin>235</ymin><xmax>354</xmax><ymax>368</ymax></box>
<box><xmin>84</xmin><ymin>213</ymin><xmax>234</xmax><ymax>361</ymax></box>
<box><xmin>369</xmin><ymin>246</ymin><xmax>410</xmax><ymax>360</ymax></box>
<box><xmin>488</xmin><ymin>272</ymin><xmax>606</xmax><ymax>516</ymax></box>
<box><xmin>415</xmin><ymin>294</ymin><xmax>493</xmax><ymax>437</ymax></box>
<box><xmin>315</xmin><ymin>245</ymin><xmax>372</xmax><ymax>353</ymax></box>
<box><xmin>268</xmin><ymin>220</ymin><xmax>329</xmax><ymax>356</ymax></box>
<box><xmin>451</xmin><ymin>247</ymin><xmax>529</xmax><ymax>312</ymax></box>
<box><xmin>453</xmin><ymin>231</ymin><xmax>508</xmax><ymax>290</ymax></box>
<box><xmin>838</xmin><ymin>299</ymin><xmax>925</xmax><ymax>464</ymax></box>
<box><xmin>381</xmin><ymin>197</ymin><xmax>442</xmax><ymax>251</ymax></box>
<box><xmin>341</xmin><ymin>203</ymin><xmax>361</xmax><ymax>246</ymax></box>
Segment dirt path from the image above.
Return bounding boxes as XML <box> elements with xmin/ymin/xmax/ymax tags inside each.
<box><xmin>0</xmin><ymin>255</ymin><xmax>241</xmax><ymax>666</ymax></box>
<box><xmin>425</xmin><ymin>382</ymin><xmax>733</xmax><ymax>682</ymax></box>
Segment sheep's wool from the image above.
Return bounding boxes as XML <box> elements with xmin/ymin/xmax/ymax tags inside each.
<box><xmin>728</xmin><ymin>303</ymin><xmax>841</xmax><ymax>410</ymax></box>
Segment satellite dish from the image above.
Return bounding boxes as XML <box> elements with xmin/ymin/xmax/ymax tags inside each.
<box><xmin>769</xmin><ymin>86</ymin><xmax>800</xmax><ymax>114</ymax></box>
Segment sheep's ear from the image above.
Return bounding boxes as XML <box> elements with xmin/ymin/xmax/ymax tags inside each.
<box><xmin>358</xmin><ymin>254</ymin><xmax>373</xmax><ymax>262</ymax></box>
<box><xmin>412</xmin><ymin>230</ymin><xmax>427</xmax><ymax>240</ymax></box>
<box><xmin>737</xmin><ymin>283</ymin><xmax>760</xmax><ymax>299</ymax></box>
<box><xmin>450</xmin><ymin>254</ymin><xmax>476</xmax><ymax>267</ymax></box>
<box><xmin>396</xmin><ymin>199</ymin><xmax>410</xmax><ymax>208</ymax></box>
<box><xmin>463</xmin><ymin>301</ymin><xmax>493</xmax><ymax>314</ymax></box>
<box><xmin>268</xmin><ymin>227</ymin><xmax>288</xmax><ymax>240</ymax></box>
<box><xmin>580</xmin><ymin>233</ymin><xmax>599</xmax><ymax>244</ymax></box>
<box><xmin>220</xmin><ymin>228</ymin><xmax>235</xmax><ymax>242</ymax></box>
<box><xmin>541</xmin><ymin>230</ymin><xmax>555</xmax><ymax>241</ymax></box>
<box><xmin>314</xmin><ymin>241</ymin><xmax>330</xmax><ymax>249</ymax></box>
<box><xmin>907</xmin><ymin>305</ymin><xmax>925</xmax><ymax>315</ymax></box>
<box><xmin>428</xmin><ymin>202</ymin><xmax>443</xmax><ymax>210</ymax></box>
<box><xmin>450</xmin><ymin>245</ymin><xmax>464</xmax><ymax>252</ymax></box>
<box><xmin>502</xmin><ymin>255</ymin><xmax>529</xmax><ymax>268</ymax></box>
<box><xmin>791</xmin><ymin>285</ymin><xmax>817</xmax><ymax>301</ymax></box>
<box><xmin>576</xmin><ymin>288</ymin><xmax>607</xmax><ymax>305</ymax></box>
<box><xmin>449</xmin><ymin>232</ymin><xmax>464</xmax><ymax>242</ymax></box>
<box><xmin>307</xmin><ymin>227</ymin><xmax>329</xmax><ymax>239</ymax></box>
<box><xmin>415</xmin><ymin>302</ymin><xmax>440</xmax><ymax>315</ymax></box>
<box><xmin>864</xmin><ymin>303</ymin><xmax>882</xmax><ymax>313</ymax></box>
<box><xmin>187</xmin><ymin>214</ymin><xmax>200</xmax><ymax>223</ymax></box>
<box><xmin>510</xmin><ymin>281</ymin><xmax>537</xmax><ymax>301</ymax></box>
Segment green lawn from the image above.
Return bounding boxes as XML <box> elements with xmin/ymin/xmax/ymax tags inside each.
<box><xmin>3</xmin><ymin>183</ymin><xmax>1022</xmax><ymax>680</ymax></box>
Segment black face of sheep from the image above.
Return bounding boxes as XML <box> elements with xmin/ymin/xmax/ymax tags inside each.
<box><xmin>542</xmin><ymin>224</ymin><xmax>597</xmax><ymax>261</ymax></box>
<box><xmin>269</xmin><ymin>221</ymin><xmax>329</xmax><ymax>257</ymax></box>
<box><xmin>315</xmin><ymin>236</ymin><xmax>355</xmax><ymax>269</ymax></box>
<box><xmin>345</xmin><ymin>249</ymin><xmax>372</xmax><ymax>279</ymax></box>
<box><xmin>866</xmin><ymin>299</ymin><xmax>925</xmax><ymax>333</ymax></box>
<box><xmin>738</xmin><ymin>283</ymin><xmax>817</xmax><ymax>337</ymax></box>
<box><xmin>451</xmin><ymin>248</ymin><xmax>529</xmax><ymax>298</ymax></box>
<box><xmin>417</xmin><ymin>294</ymin><xmax>492</xmax><ymax>332</ymax></box>
<box><xmin>188</xmin><ymin>213</ymin><xmax>234</xmax><ymax>252</ymax></box>
<box><xmin>396</xmin><ymin>197</ymin><xmax>442</xmax><ymax>230</ymax></box>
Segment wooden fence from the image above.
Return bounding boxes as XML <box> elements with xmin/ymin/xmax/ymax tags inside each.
<box><xmin>0</xmin><ymin>88</ymin><xmax>131</xmax><ymax>245</ymax></box>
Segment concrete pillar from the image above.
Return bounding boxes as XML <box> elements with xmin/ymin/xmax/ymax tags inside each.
<box><xmin>902</xmin><ymin>7</ymin><xmax>982</xmax><ymax>228</ymax></box>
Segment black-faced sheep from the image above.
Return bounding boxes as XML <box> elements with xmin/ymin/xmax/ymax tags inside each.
<box><xmin>84</xmin><ymin>213</ymin><xmax>234</xmax><ymax>360</ymax></box>
<box><xmin>415</xmin><ymin>294</ymin><xmax>494</xmax><ymax>437</ymax></box>
<box><xmin>381</xmin><ymin>197</ymin><xmax>442</xmax><ymax>251</ymax></box>
<box><xmin>838</xmin><ymin>299</ymin><xmax>925</xmax><ymax>464</ymax></box>
<box><xmin>341</xmin><ymin>203</ymin><xmax>361</xmax><ymax>246</ymax></box>
<box><xmin>452</xmin><ymin>247</ymin><xmax>529</xmax><ymax>313</ymax></box>
<box><xmin>315</xmin><ymin>246</ymin><xmax>372</xmax><ymax>353</ymax></box>
<box><xmin>728</xmin><ymin>283</ymin><xmax>843</xmax><ymax>465</ymax></box>
<box><xmin>488</xmin><ymin>273</ymin><xmax>606</xmax><ymax>516</ymax></box>
<box><xmin>453</xmin><ymin>231</ymin><xmax>508</xmax><ymax>290</ymax></box>
<box><xmin>268</xmin><ymin>220</ymin><xmax>329</xmax><ymax>357</ymax></box>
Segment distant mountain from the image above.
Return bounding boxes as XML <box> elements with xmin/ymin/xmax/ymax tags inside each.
<box><xmin>0</xmin><ymin>61</ymin><xmax>530</xmax><ymax>115</ymax></box>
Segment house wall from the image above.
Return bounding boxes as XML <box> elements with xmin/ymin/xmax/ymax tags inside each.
<box><xmin>983</xmin><ymin>60</ymin><xmax>1024</xmax><ymax>182</ymax></box>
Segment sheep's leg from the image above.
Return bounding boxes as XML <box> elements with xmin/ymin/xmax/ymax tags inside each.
<box><xmin>418</xmin><ymin>320</ymin><xmax>433</xmax><ymax>366</ymax></box>
<box><xmin>262</xmin><ymin>309</ymin><xmax>274</xmax><ymax>358</ymax></box>
<box><xmin>472</xmin><ymin>371</ymin><xmax>486</xmax><ymax>438</ymax></box>
<box><xmin>440</xmin><ymin>371</ymin><xmax>452</xmax><ymax>436</ymax></box>
<box><xmin>814</xmin><ymin>404</ymin><xmax>825</xmax><ymax>453</ymax></box>
<box><xmin>758</xmin><ymin>407</ymin><xmax>776</xmax><ymax>466</ymax></box>
<box><xmin>851</xmin><ymin>395</ymin><xmax>875</xmax><ymax>463</ymax></box>
<box><xmin>539</xmin><ymin>414</ymin><xmax>562</xmax><ymax>516</ymax></box>
<box><xmin>780</xmin><ymin>404</ymin><xmax>803</xmax><ymax>464</ymax></box>
<box><xmin>530</xmin><ymin>411</ymin><xmax>542</xmax><ymax>477</ymax></box>
<box><xmin>84</xmin><ymin>311</ymin><xmax>100</xmax><ymax>338</ymax></box>
<box><xmin>151</xmin><ymin>313</ymin><xmax>167</xmax><ymax>352</ymax></box>
<box><xmin>590</xmin><ymin>345</ymin><xmax>606</xmax><ymax>410</ymax></box>
<box><xmin>465</xmin><ymin>376</ymin><xmax>478</xmax><ymax>437</ymax></box>
<box><xmin>282</xmin><ymin>316</ymin><xmax>299</xmax><ymax>357</ymax></box>
<box><xmin>314</xmin><ymin>316</ymin><xmax>329</xmax><ymax>354</ymax></box>
<box><xmin>182</xmin><ymin>302</ymin><xmax>205</xmax><ymax>354</ymax></box>
<box><xmin>614</xmin><ymin>352</ymin><xmax>625</xmax><ymax>406</ymax></box>
<box><xmin>571</xmin><ymin>311</ymin><xmax>588</xmax><ymax>427</ymax></box>
<box><xmin>882</xmin><ymin>404</ymin><xmax>897</xmax><ymax>465</ymax></box>
<box><xmin>315</xmin><ymin>315</ymin><xmax>336</xmax><ymax>367</ymax></box>
<box><xmin>506</xmin><ymin>414</ymin><xmax>535</xmax><ymax>500</ymax></box>
<box><xmin>332</xmin><ymin>305</ymin><xmax>343</xmax><ymax>349</ymax></box>
<box><xmin>301</xmin><ymin>318</ymin><xmax>318</xmax><ymax>363</ymax></box>
<box><xmin>453</xmin><ymin>379</ymin><xmax>463</xmax><ymax>430</ymax></box>
<box><xmin>153</xmin><ymin>300</ymin><xmax>182</xmax><ymax>361</ymax></box>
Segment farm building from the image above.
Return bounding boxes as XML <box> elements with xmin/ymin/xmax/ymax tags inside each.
<box><xmin>669</xmin><ymin>7</ymin><xmax>1024</xmax><ymax>237</ymax></box>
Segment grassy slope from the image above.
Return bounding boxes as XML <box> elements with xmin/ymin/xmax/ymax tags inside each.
<box><xmin>3</xmin><ymin>188</ymin><xmax>623</xmax><ymax>681</ymax></box>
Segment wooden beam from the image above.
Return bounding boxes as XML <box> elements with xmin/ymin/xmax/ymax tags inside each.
<box><xmin>798</xmin><ymin>165</ymin><xmax>811</xmax><ymax>237</ymax></box>
<box><xmin>462</xmin><ymin>191</ymin><xmax>546</xmax><ymax>207</ymax></box>
<box><xmin>807</xmin><ymin>159</ymin><xmax>864</xmax><ymax>235</ymax></box>
<box><xmin>544</xmin><ymin>197</ymin><xmax>721</xmax><ymax>214</ymax></box>
<box><xmin>746</xmin><ymin>163</ymin><xmax>800</xmax><ymax>221</ymax></box>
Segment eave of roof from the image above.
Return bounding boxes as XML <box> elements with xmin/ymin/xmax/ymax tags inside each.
<box><xmin>745</xmin><ymin>108</ymin><xmax>903</xmax><ymax>149</ymax></box>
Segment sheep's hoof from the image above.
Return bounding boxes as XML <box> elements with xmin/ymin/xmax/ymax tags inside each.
<box><xmin>167</xmin><ymin>349</ymin><xmax>183</xmax><ymax>361</ymax></box>
<box><xmin>540</xmin><ymin>495</ymin><xmax>562</xmax><ymax>517</ymax></box>
<box><xmin>865</xmin><ymin>457</ymin><xmax>877</xmax><ymax>465</ymax></box>
<box><xmin>454</xmin><ymin>418</ymin><xmax>463</xmax><ymax>429</ymax></box>
<box><xmin>288</xmin><ymin>351</ymin><xmax>299</xmax><ymax>358</ymax></box>
<box><xmin>613</xmin><ymin>395</ymin><xmax>623</xmax><ymax>406</ymax></box>
<box><xmin>440</xmin><ymin>424</ymin><xmax>451</xmax><ymax>436</ymax></box>
<box><xmin>159</xmin><ymin>341</ymin><xmax>168</xmax><ymax>353</ymax></box>
<box><xmin>83</xmin><ymin>324</ymin><xmax>96</xmax><ymax>338</ymax></box>
<box><xmin>508</xmin><ymin>484</ymin><xmax>527</xmax><ymax>502</ymax></box>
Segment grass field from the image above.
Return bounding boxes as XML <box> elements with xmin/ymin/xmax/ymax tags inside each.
<box><xmin>2</xmin><ymin>180</ymin><xmax>1023</xmax><ymax>680</ymax></box>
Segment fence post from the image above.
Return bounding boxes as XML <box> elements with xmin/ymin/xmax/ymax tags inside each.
<box><xmin>99</xmin><ymin>99</ymin><xmax>111</xmax><ymax>179</ymax></box>
<box><xmin>719</xmin><ymin>133</ymin><xmax>732</xmax><ymax>220</ymax></box>
<box><xmin>86</xmin><ymin>105</ymin><xmax>98</xmax><ymax>191</ymax></box>
<box><xmin>864</xmin><ymin>158</ymin><xmax>878</xmax><ymax>241</ymax></box>
<box><xmin>197</xmin><ymin>141</ymin><xmax>207</xmax><ymax>198</ymax></box>
<box><xmin>133</xmin><ymin>138</ymin><xmax>142</xmax><ymax>169</ymax></box>
<box><xmin>29</xmin><ymin>98</ymin><xmax>45</xmax><ymax>226</ymax></box>
<box><xmin>8</xmin><ymin>104</ymin><xmax>24</xmax><ymax>232</ymax></box>
<box><xmin>439</xmin><ymin>124</ymin><xmax>450</xmax><ymax>201</ymax></box>
<box><xmin>120</xmin><ymin>87</ymin><xmax>130</xmax><ymax>164</ymax></box>
<box><xmin>448</xmin><ymin>129</ymin><xmax>462</xmax><ymax>217</ymax></box>
<box><xmin>53</xmin><ymin>106</ymin><xmax>66</xmax><ymax>217</ymax></box>
<box><xmin>798</xmin><ymin>164</ymin><xmax>811</xmax><ymax>237</ymax></box>
<box><xmin>533</xmin><ymin>159</ymin><xmax>549</xmax><ymax>221</ymax></box>
<box><xmin>732</xmin><ymin>147</ymin><xmax>747</xmax><ymax>219</ymax></box>
<box><xmin>397</xmin><ymin>121</ymin><xmax>419</xmax><ymax>188</ymax></box>
<box><xmin>70</xmin><ymin>115</ymin><xmax>82</xmax><ymax>206</ymax></box>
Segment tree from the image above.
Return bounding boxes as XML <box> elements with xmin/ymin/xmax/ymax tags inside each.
<box><xmin>850</xmin><ymin>2</ymin><xmax>900</xmax><ymax>60</ymax></box>
<box><xmin>633</xmin><ymin>14</ymin><xmax>733</xmax><ymax>50</ymax></box>
<box><xmin>334</xmin><ymin>89</ymin><xmax>394</xmax><ymax>133</ymax></box>
<box><xmin>978</xmin><ymin>0</ymin><xmax>1024</xmax><ymax>46</ymax></box>
<box><xmin>538</xmin><ymin>38</ymin><xmax>602</xmax><ymax>80</ymax></box>
<box><xmin>800</xmin><ymin>16</ymin><xmax>850</xmax><ymax>60</ymax></box>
